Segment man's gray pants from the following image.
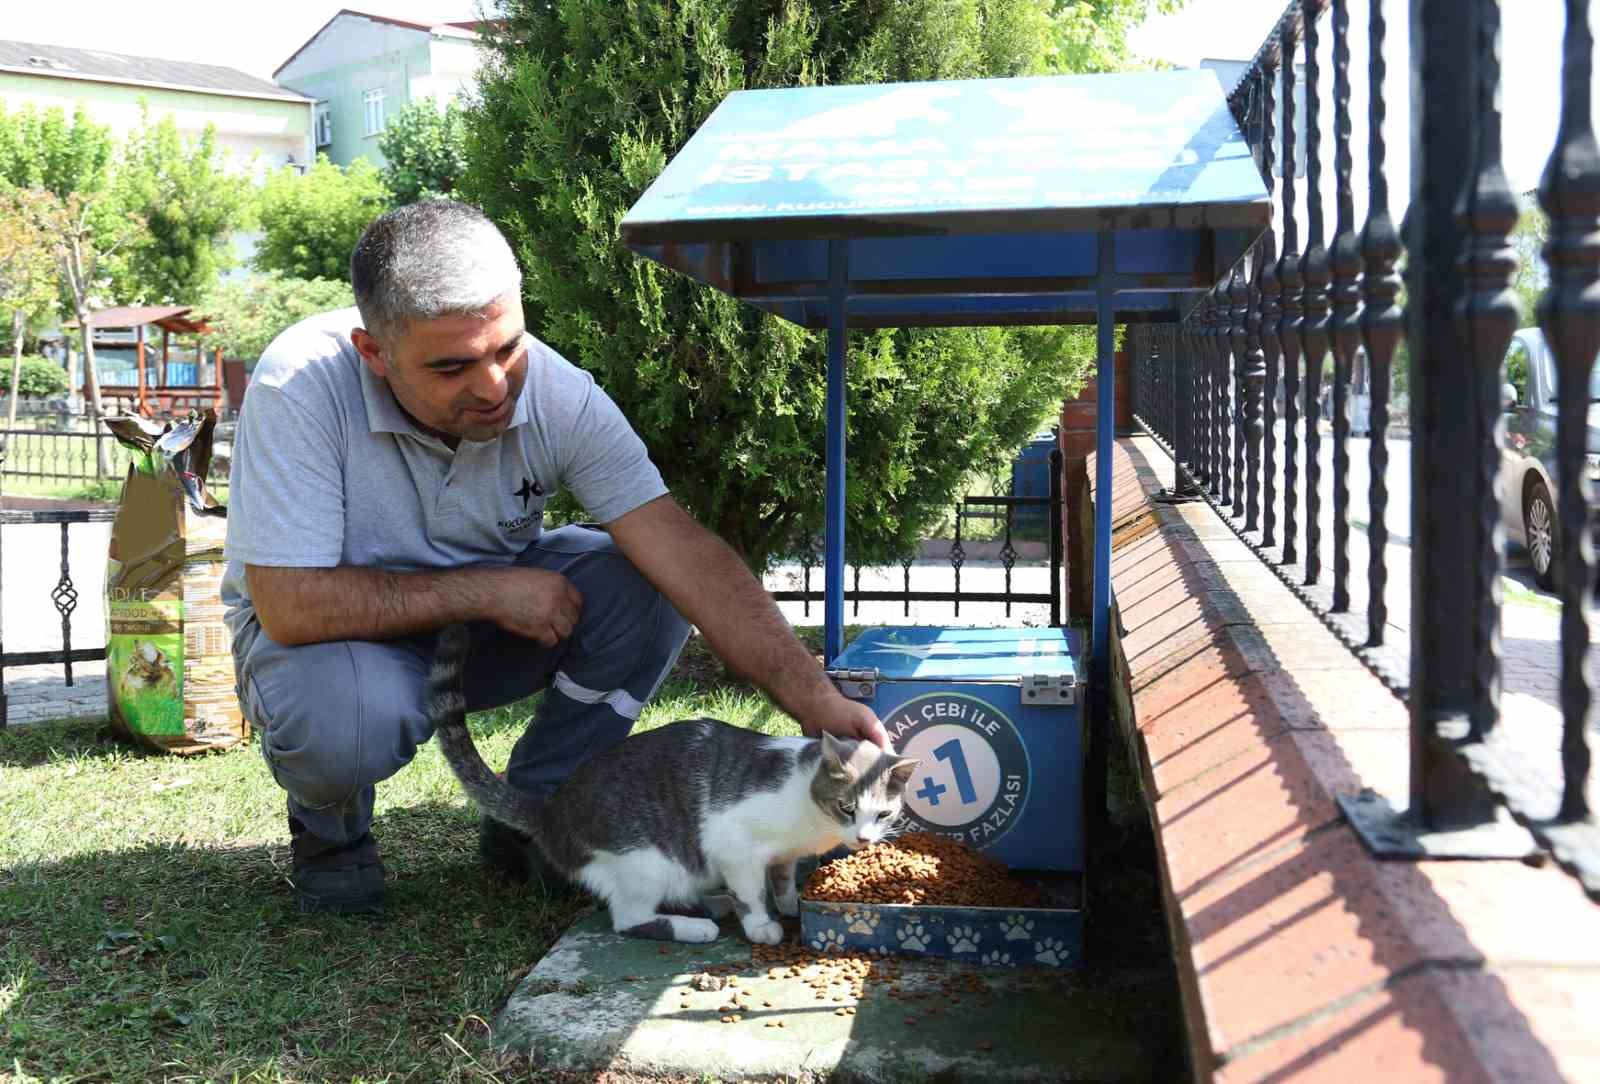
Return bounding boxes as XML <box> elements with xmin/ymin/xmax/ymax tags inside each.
<box><xmin>230</xmin><ymin>526</ymin><xmax>691</xmax><ymax>845</ymax></box>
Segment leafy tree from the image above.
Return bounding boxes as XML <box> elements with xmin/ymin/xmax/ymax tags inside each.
<box><xmin>462</xmin><ymin>0</ymin><xmax>1124</xmax><ymax>570</ymax></box>
<box><xmin>0</xmin><ymin>103</ymin><xmax>126</xmax><ymax>457</ymax></box>
<box><xmin>0</xmin><ymin>190</ymin><xmax>58</xmax><ymax>424</ymax></box>
<box><xmin>378</xmin><ymin>98</ymin><xmax>468</xmax><ymax>205</ymax></box>
<box><xmin>108</xmin><ymin>109</ymin><xmax>252</xmax><ymax>304</ymax></box>
<box><xmin>1510</xmin><ymin>201</ymin><xmax>1547</xmax><ymax>330</ymax></box>
<box><xmin>199</xmin><ymin>271</ymin><xmax>354</xmax><ymax>366</ymax></box>
<box><xmin>0</xmin><ymin>103</ymin><xmax>114</xmax><ymax>198</ymax></box>
<box><xmin>0</xmin><ymin>355</ymin><xmax>69</xmax><ymax>397</ymax></box>
<box><xmin>14</xmin><ymin>186</ymin><xmax>144</xmax><ymax>472</ymax></box>
<box><xmin>1047</xmin><ymin>0</ymin><xmax>1185</xmax><ymax>73</ymax></box>
<box><xmin>254</xmin><ymin>155</ymin><xmax>390</xmax><ymax>280</ymax></box>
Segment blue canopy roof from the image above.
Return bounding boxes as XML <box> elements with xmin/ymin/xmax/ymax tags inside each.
<box><xmin>621</xmin><ymin>70</ymin><xmax>1270</xmax><ymax>327</ymax></box>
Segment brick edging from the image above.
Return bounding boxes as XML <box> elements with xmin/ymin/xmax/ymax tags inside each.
<box><xmin>1076</xmin><ymin>436</ymin><xmax>1598</xmax><ymax>1083</ymax></box>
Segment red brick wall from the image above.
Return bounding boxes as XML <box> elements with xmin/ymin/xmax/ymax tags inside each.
<box><xmin>1059</xmin><ymin>349</ymin><xmax>1131</xmax><ymax>620</ymax></box>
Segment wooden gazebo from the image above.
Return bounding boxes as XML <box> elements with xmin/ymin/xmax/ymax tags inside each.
<box><xmin>69</xmin><ymin>305</ymin><xmax>225</xmax><ymax>418</ymax></box>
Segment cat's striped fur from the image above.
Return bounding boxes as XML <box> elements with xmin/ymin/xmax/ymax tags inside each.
<box><xmin>427</xmin><ymin>622</ymin><xmax>919</xmax><ymax>943</ymax></box>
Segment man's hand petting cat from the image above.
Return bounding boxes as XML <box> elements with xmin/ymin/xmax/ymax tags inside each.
<box><xmin>805</xmin><ymin>696</ymin><xmax>892</xmax><ymax>751</ymax></box>
<box><xmin>487</xmin><ymin>568</ymin><xmax>584</xmax><ymax>647</ymax></box>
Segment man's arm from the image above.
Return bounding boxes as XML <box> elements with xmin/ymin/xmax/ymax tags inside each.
<box><xmin>605</xmin><ymin>495</ymin><xmax>891</xmax><ymax>749</ymax></box>
<box><xmin>246</xmin><ymin>563</ymin><xmax>582</xmax><ymax>647</ymax></box>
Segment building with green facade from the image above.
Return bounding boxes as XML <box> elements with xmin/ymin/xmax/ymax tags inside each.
<box><xmin>273</xmin><ymin>10</ymin><xmax>486</xmax><ymax>170</ymax></box>
<box><xmin>0</xmin><ymin>39</ymin><xmax>314</xmax><ymax>181</ymax></box>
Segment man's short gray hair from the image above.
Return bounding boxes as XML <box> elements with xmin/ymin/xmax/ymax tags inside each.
<box><xmin>350</xmin><ymin>199</ymin><xmax>523</xmax><ymax>345</ymax></box>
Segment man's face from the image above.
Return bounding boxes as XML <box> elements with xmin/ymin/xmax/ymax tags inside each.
<box><xmin>352</xmin><ymin>292</ymin><xmax>529</xmax><ymax>445</ymax></box>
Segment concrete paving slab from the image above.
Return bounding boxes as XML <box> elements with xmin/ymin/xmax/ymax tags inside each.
<box><xmin>495</xmin><ymin>910</ymin><xmax>1178</xmax><ymax>1082</ymax></box>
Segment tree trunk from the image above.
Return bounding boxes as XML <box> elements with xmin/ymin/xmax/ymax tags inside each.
<box><xmin>7</xmin><ymin>308</ymin><xmax>23</xmax><ymax>430</ymax></box>
<box><xmin>66</xmin><ymin>235</ymin><xmax>110</xmax><ymax>478</ymax></box>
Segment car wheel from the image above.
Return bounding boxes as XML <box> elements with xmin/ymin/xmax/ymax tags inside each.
<box><xmin>1524</xmin><ymin>479</ymin><xmax>1559</xmax><ymax>591</ymax></box>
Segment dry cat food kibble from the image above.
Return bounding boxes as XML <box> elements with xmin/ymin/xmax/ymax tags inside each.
<box><xmin>802</xmin><ymin>831</ymin><xmax>1046</xmax><ymax>908</ymax></box>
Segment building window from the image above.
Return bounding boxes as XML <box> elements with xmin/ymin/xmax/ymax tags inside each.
<box><xmin>315</xmin><ymin>105</ymin><xmax>333</xmax><ymax>147</ymax></box>
<box><xmin>363</xmin><ymin>89</ymin><xmax>386</xmax><ymax>136</ymax></box>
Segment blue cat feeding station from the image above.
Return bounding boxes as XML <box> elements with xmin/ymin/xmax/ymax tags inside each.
<box><xmin>621</xmin><ymin>69</ymin><xmax>1267</xmax><ymax>967</ymax></box>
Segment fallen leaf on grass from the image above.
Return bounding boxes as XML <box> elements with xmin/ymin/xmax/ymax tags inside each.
<box><xmin>149</xmin><ymin>777</ymin><xmax>195</xmax><ymax>793</ymax></box>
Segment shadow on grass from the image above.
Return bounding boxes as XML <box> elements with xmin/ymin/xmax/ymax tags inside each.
<box><xmin>0</xmin><ymin>798</ymin><xmax>593</xmax><ymax>1082</ymax></box>
<box><xmin>0</xmin><ymin>717</ymin><xmax>149</xmax><ymax>769</ymax></box>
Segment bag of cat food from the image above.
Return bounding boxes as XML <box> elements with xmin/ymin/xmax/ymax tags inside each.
<box><xmin>104</xmin><ymin>410</ymin><xmax>246</xmax><ymax>754</ymax></box>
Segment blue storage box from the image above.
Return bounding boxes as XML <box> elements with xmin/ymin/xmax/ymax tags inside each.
<box><xmin>828</xmin><ymin>626</ymin><xmax>1086</xmax><ymax>874</ymax></box>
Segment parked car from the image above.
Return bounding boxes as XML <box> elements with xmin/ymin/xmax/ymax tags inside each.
<box><xmin>1498</xmin><ymin>326</ymin><xmax>1600</xmax><ymax>589</ymax></box>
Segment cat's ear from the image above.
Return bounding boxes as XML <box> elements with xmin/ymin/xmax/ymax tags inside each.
<box><xmin>888</xmin><ymin>757</ymin><xmax>920</xmax><ymax>790</ymax></box>
<box><xmin>820</xmin><ymin>732</ymin><xmax>852</xmax><ymax>779</ymax></box>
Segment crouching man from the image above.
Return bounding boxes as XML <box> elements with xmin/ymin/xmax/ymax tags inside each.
<box><xmin>221</xmin><ymin>199</ymin><xmax>887</xmax><ymax>914</ymax></box>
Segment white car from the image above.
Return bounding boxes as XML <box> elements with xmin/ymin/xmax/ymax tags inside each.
<box><xmin>1499</xmin><ymin>326</ymin><xmax>1600</xmax><ymax>590</ymax></box>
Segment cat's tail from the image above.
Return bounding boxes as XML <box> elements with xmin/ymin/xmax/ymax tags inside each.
<box><xmin>427</xmin><ymin>623</ymin><xmax>547</xmax><ymax>833</ymax></box>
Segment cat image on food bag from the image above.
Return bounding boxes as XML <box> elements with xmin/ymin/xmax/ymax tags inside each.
<box><xmin>120</xmin><ymin>640</ymin><xmax>176</xmax><ymax>696</ymax></box>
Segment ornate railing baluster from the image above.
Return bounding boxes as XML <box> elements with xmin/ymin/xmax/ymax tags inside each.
<box><xmin>1196</xmin><ymin>302</ymin><xmax>1210</xmax><ymax>490</ymax></box>
<box><xmin>951</xmin><ymin>506</ymin><xmax>964</xmax><ymax>619</ymax></box>
<box><xmin>1361</xmin><ymin>0</ymin><xmax>1402</xmax><ymax>647</ymax></box>
<box><xmin>1301</xmin><ymin>0</ymin><xmax>1330</xmax><ymax>588</ymax></box>
<box><xmin>1329</xmin><ymin>0</ymin><xmax>1360</xmax><ymax>612</ymax></box>
<box><xmin>1203</xmin><ymin>297</ymin><xmax>1218</xmax><ymax>494</ymax></box>
<box><xmin>1280</xmin><ymin>15</ymin><xmax>1304</xmax><ymax>569</ymax></box>
<box><xmin>51</xmin><ymin>522</ymin><xmax>79</xmax><ymax>686</ymax></box>
<box><xmin>800</xmin><ymin>537</ymin><xmax>817</xmax><ymax>618</ymax></box>
<box><xmin>1203</xmin><ymin>302</ymin><xmax>1209</xmax><ymax>495</ymax></box>
<box><xmin>1231</xmin><ymin>262</ymin><xmax>1250</xmax><ymax>521</ymax></box>
<box><xmin>1457</xmin><ymin>0</ymin><xmax>1518</xmax><ymax>737</ymax></box>
<box><xmin>1001</xmin><ymin>503</ymin><xmax>1017</xmax><ymax>619</ymax></box>
<box><xmin>1211</xmin><ymin>294</ymin><xmax>1224</xmax><ymax>496</ymax></box>
<box><xmin>1181</xmin><ymin>317</ymin><xmax>1199</xmax><ymax>489</ymax></box>
<box><xmin>1539</xmin><ymin>0</ymin><xmax>1599</xmax><ymax>820</ymax></box>
<box><xmin>1163</xmin><ymin>324</ymin><xmax>1175</xmax><ymax>448</ymax></box>
<box><xmin>1260</xmin><ymin>53</ymin><xmax>1282</xmax><ymax>550</ymax></box>
<box><xmin>1406</xmin><ymin>0</ymin><xmax>1502</xmax><ymax>830</ymax></box>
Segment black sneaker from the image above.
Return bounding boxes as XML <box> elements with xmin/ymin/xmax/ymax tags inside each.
<box><xmin>289</xmin><ymin>817</ymin><xmax>385</xmax><ymax>915</ymax></box>
<box><xmin>478</xmin><ymin>815</ymin><xmax>581</xmax><ymax>898</ymax></box>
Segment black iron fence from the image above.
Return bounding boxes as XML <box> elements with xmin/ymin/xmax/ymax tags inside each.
<box><xmin>771</xmin><ymin>448</ymin><xmax>1064</xmax><ymax>626</ymax></box>
<box><xmin>1132</xmin><ymin>0</ymin><xmax>1597</xmax><ymax>896</ymax></box>
<box><xmin>1</xmin><ymin>423</ymin><xmax>231</xmax><ymax>489</ymax></box>
<box><xmin>0</xmin><ymin>508</ymin><xmax>113</xmax><ymax>728</ymax></box>
<box><xmin>0</xmin><ymin>445</ymin><xmax>1062</xmax><ymax>727</ymax></box>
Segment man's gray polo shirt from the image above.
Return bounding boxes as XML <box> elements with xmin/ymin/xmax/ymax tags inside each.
<box><xmin>220</xmin><ymin>307</ymin><xmax>667</xmax><ymax>637</ymax></box>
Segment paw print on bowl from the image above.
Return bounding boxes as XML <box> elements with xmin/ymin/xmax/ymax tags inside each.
<box><xmin>980</xmin><ymin>950</ymin><xmax>1013</xmax><ymax>966</ymax></box>
<box><xmin>843</xmin><ymin>909</ymin><xmax>880</xmax><ymax>936</ymax></box>
<box><xmin>945</xmin><ymin>925</ymin><xmax>980</xmax><ymax>953</ymax></box>
<box><xmin>811</xmin><ymin>928</ymin><xmax>846</xmax><ymax>953</ymax></box>
<box><xmin>1000</xmin><ymin>915</ymin><xmax>1035</xmax><ymax>942</ymax></box>
<box><xmin>896</xmin><ymin>923</ymin><xmax>930</xmax><ymax>952</ymax></box>
<box><xmin>1033</xmin><ymin>938</ymin><xmax>1069</xmax><ymax>967</ymax></box>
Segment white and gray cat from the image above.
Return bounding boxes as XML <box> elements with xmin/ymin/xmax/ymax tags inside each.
<box><xmin>427</xmin><ymin>623</ymin><xmax>920</xmax><ymax>944</ymax></box>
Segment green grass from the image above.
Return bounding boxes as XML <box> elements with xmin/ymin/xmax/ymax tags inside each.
<box><xmin>0</xmin><ymin>477</ymin><xmax>125</xmax><ymax>503</ymax></box>
<box><xmin>0</xmin><ymin>624</ymin><xmax>1178</xmax><ymax>1082</ymax></box>
<box><xmin>1502</xmin><ymin>575</ymin><xmax>1562</xmax><ymax>614</ymax></box>
<box><xmin>0</xmin><ymin>634</ymin><xmax>799</xmax><ymax>1083</ymax></box>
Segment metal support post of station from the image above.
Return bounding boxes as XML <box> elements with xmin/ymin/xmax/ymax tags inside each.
<box><xmin>1085</xmin><ymin>233</ymin><xmax>1118</xmax><ymax>857</ymax></box>
<box><xmin>824</xmin><ymin>239</ymin><xmax>849</xmax><ymax>666</ymax></box>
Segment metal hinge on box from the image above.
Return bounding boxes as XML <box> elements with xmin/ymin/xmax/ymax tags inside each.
<box><xmin>827</xmin><ymin>668</ymin><xmax>880</xmax><ymax>700</ymax></box>
<box><xmin>1021</xmin><ymin>672</ymin><xmax>1077</xmax><ymax>706</ymax></box>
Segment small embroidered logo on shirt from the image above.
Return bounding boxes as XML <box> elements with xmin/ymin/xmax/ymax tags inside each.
<box><xmin>513</xmin><ymin>476</ymin><xmax>543</xmax><ymax>508</ymax></box>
